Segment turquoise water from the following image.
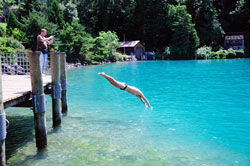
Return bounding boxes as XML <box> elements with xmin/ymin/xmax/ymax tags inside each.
<box><xmin>5</xmin><ymin>59</ymin><xmax>250</xmax><ymax>166</ymax></box>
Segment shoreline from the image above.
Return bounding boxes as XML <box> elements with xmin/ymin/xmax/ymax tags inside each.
<box><xmin>66</xmin><ymin>58</ymin><xmax>250</xmax><ymax>70</ymax></box>
<box><xmin>65</xmin><ymin>59</ymin><xmax>136</xmax><ymax>70</ymax></box>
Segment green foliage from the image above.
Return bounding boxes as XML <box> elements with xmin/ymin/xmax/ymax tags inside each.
<box><xmin>6</xmin><ymin>28</ymin><xmax>27</xmax><ymax>42</ymax></box>
<box><xmin>0</xmin><ymin>37</ymin><xmax>24</xmax><ymax>53</ymax></box>
<box><xmin>193</xmin><ymin>0</ymin><xmax>224</xmax><ymax>47</ymax></box>
<box><xmin>17</xmin><ymin>0</ymin><xmax>44</xmax><ymax>19</ymax></box>
<box><xmin>21</xmin><ymin>10</ymin><xmax>58</xmax><ymax>51</ymax></box>
<box><xmin>210</xmin><ymin>52</ymin><xmax>220</xmax><ymax>59</ymax></box>
<box><xmin>167</xmin><ymin>4</ymin><xmax>200</xmax><ymax>60</ymax></box>
<box><xmin>7</xmin><ymin>10</ymin><xmax>19</xmax><ymax>29</ymax></box>
<box><xmin>61</xmin><ymin>1</ymin><xmax>79</xmax><ymax>24</ymax></box>
<box><xmin>210</xmin><ymin>49</ymin><xmax>240</xmax><ymax>59</ymax></box>
<box><xmin>2</xmin><ymin>0</ymin><xmax>249</xmax><ymax>62</ymax></box>
<box><xmin>162</xmin><ymin>47</ymin><xmax>171</xmax><ymax>60</ymax></box>
<box><xmin>0</xmin><ymin>0</ymin><xmax>16</xmax><ymax>11</ymax></box>
<box><xmin>59</xmin><ymin>21</ymin><xmax>92</xmax><ymax>62</ymax></box>
<box><xmin>48</xmin><ymin>0</ymin><xmax>65</xmax><ymax>29</ymax></box>
<box><xmin>0</xmin><ymin>24</ymin><xmax>7</xmax><ymax>37</ymax></box>
<box><xmin>195</xmin><ymin>46</ymin><xmax>212</xmax><ymax>59</ymax></box>
<box><xmin>91</xmin><ymin>31</ymin><xmax>121</xmax><ymax>63</ymax></box>
<box><xmin>99</xmin><ymin>31</ymin><xmax>120</xmax><ymax>62</ymax></box>
<box><xmin>226</xmin><ymin>49</ymin><xmax>237</xmax><ymax>59</ymax></box>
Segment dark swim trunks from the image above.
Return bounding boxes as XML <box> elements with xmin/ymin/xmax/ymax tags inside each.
<box><xmin>120</xmin><ymin>83</ymin><xmax>128</xmax><ymax>90</ymax></box>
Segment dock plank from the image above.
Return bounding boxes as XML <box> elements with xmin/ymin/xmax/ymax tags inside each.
<box><xmin>2</xmin><ymin>75</ymin><xmax>51</xmax><ymax>108</ymax></box>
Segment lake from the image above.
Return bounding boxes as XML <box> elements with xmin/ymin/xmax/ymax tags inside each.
<box><xmin>6</xmin><ymin>59</ymin><xmax>250</xmax><ymax>166</ymax></box>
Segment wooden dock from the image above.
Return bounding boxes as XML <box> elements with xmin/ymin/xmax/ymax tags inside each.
<box><xmin>2</xmin><ymin>75</ymin><xmax>51</xmax><ymax>109</ymax></box>
<box><xmin>0</xmin><ymin>51</ymin><xmax>68</xmax><ymax>165</ymax></box>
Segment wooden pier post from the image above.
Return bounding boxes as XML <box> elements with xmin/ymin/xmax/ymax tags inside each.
<box><xmin>28</xmin><ymin>51</ymin><xmax>47</xmax><ymax>149</ymax></box>
<box><xmin>60</xmin><ymin>52</ymin><xmax>68</xmax><ymax>114</ymax></box>
<box><xmin>51</xmin><ymin>52</ymin><xmax>62</xmax><ymax>127</ymax></box>
<box><xmin>0</xmin><ymin>68</ymin><xmax>6</xmax><ymax>166</ymax></box>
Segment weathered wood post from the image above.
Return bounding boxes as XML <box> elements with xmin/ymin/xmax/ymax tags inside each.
<box><xmin>0</xmin><ymin>68</ymin><xmax>7</xmax><ymax>166</ymax></box>
<box><xmin>28</xmin><ymin>51</ymin><xmax>47</xmax><ymax>149</ymax></box>
<box><xmin>50</xmin><ymin>52</ymin><xmax>61</xmax><ymax>127</ymax></box>
<box><xmin>60</xmin><ymin>52</ymin><xmax>68</xmax><ymax>114</ymax></box>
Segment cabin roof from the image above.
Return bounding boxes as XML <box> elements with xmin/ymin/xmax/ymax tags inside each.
<box><xmin>119</xmin><ymin>40</ymin><xmax>141</xmax><ymax>47</ymax></box>
<box><xmin>225</xmin><ymin>35</ymin><xmax>244</xmax><ymax>40</ymax></box>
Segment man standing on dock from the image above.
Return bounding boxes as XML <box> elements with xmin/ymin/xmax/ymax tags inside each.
<box><xmin>36</xmin><ymin>29</ymin><xmax>54</xmax><ymax>74</ymax></box>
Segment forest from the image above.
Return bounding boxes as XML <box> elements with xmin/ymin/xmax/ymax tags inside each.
<box><xmin>0</xmin><ymin>0</ymin><xmax>249</xmax><ymax>63</ymax></box>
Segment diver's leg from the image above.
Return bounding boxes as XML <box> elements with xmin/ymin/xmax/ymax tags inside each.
<box><xmin>98</xmin><ymin>72</ymin><xmax>124</xmax><ymax>89</ymax></box>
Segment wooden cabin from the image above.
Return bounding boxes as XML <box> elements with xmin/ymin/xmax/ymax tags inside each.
<box><xmin>119</xmin><ymin>40</ymin><xmax>146</xmax><ymax>60</ymax></box>
<box><xmin>224</xmin><ymin>32</ymin><xmax>244</xmax><ymax>50</ymax></box>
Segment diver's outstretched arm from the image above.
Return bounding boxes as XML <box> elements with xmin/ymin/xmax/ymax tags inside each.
<box><xmin>137</xmin><ymin>95</ymin><xmax>147</xmax><ymax>107</ymax></box>
<box><xmin>141</xmin><ymin>94</ymin><xmax>151</xmax><ymax>108</ymax></box>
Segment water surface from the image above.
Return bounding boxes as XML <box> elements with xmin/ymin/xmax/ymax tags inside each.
<box><xmin>6</xmin><ymin>59</ymin><xmax>250</xmax><ymax>166</ymax></box>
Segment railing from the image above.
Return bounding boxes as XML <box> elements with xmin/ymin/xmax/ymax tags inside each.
<box><xmin>0</xmin><ymin>52</ymin><xmax>51</xmax><ymax>75</ymax></box>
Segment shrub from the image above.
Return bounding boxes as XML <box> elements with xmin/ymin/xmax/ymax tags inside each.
<box><xmin>163</xmin><ymin>47</ymin><xmax>171</xmax><ymax>60</ymax></box>
<box><xmin>210</xmin><ymin>49</ymin><xmax>239</xmax><ymax>59</ymax></box>
<box><xmin>0</xmin><ymin>46</ymin><xmax>16</xmax><ymax>53</ymax></box>
<box><xmin>0</xmin><ymin>37</ymin><xmax>25</xmax><ymax>53</ymax></box>
<box><xmin>210</xmin><ymin>51</ymin><xmax>220</xmax><ymax>59</ymax></box>
<box><xmin>0</xmin><ymin>25</ymin><xmax>6</xmax><ymax>37</ymax></box>
<box><xmin>195</xmin><ymin>46</ymin><xmax>212</xmax><ymax>59</ymax></box>
<box><xmin>226</xmin><ymin>49</ymin><xmax>236</xmax><ymax>59</ymax></box>
<box><xmin>7</xmin><ymin>10</ymin><xmax>20</xmax><ymax>29</ymax></box>
<box><xmin>113</xmin><ymin>52</ymin><xmax>128</xmax><ymax>61</ymax></box>
<box><xmin>217</xmin><ymin>50</ymin><xmax>227</xmax><ymax>59</ymax></box>
<box><xmin>154</xmin><ymin>53</ymin><xmax>164</xmax><ymax>60</ymax></box>
<box><xmin>0</xmin><ymin>37</ymin><xmax>22</xmax><ymax>48</ymax></box>
<box><xmin>6</xmin><ymin>28</ymin><xmax>27</xmax><ymax>42</ymax></box>
<box><xmin>235</xmin><ymin>49</ymin><xmax>244</xmax><ymax>57</ymax></box>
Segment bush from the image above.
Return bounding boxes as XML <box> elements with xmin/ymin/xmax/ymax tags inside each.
<box><xmin>0</xmin><ymin>46</ymin><xmax>16</xmax><ymax>53</ymax></box>
<box><xmin>6</xmin><ymin>28</ymin><xmax>27</xmax><ymax>42</ymax></box>
<box><xmin>195</xmin><ymin>46</ymin><xmax>212</xmax><ymax>59</ymax></box>
<box><xmin>226</xmin><ymin>49</ymin><xmax>236</xmax><ymax>59</ymax></box>
<box><xmin>163</xmin><ymin>47</ymin><xmax>171</xmax><ymax>60</ymax></box>
<box><xmin>0</xmin><ymin>37</ymin><xmax>25</xmax><ymax>53</ymax></box>
<box><xmin>210</xmin><ymin>52</ymin><xmax>220</xmax><ymax>59</ymax></box>
<box><xmin>113</xmin><ymin>52</ymin><xmax>128</xmax><ymax>61</ymax></box>
<box><xmin>7</xmin><ymin>10</ymin><xmax>20</xmax><ymax>29</ymax></box>
<box><xmin>210</xmin><ymin>49</ymin><xmax>239</xmax><ymax>59</ymax></box>
<box><xmin>0</xmin><ymin>25</ymin><xmax>6</xmax><ymax>37</ymax></box>
<box><xmin>217</xmin><ymin>50</ymin><xmax>227</xmax><ymax>59</ymax></box>
<box><xmin>154</xmin><ymin>53</ymin><xmax>164</xmax><ymax>60</ymax></box>
<box><xmin>0</xmin><ymin>37</ymin><xmax>22</xmax><ymax>48</ymax></box>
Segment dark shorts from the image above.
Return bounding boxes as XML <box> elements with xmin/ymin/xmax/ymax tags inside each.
<box><xmin>120</xmin><ymin>83</ymin><xmax>128</xmax><ymax>90</ymax></box>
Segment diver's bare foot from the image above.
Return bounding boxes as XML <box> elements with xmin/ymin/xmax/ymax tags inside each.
<box><xmin>98</xmin><ymin>72</ymin><xmax>105</xmax><ymax>76</ymax></box>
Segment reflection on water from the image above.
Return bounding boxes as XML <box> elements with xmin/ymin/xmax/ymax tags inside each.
<box><xmin>5</xmin><ymin>60</ymin><xmax>250</xmax><ymax>166</ymax></box>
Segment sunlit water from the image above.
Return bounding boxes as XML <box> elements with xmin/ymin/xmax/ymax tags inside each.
<box><xmin>5</xmin><ymin>60</ymin><xmax>250</xmax><ymax>166</ymax></box>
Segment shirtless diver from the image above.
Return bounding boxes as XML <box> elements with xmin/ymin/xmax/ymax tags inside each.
<box><xmin>98</xmin><ymin>72</ymin><xmax>152</xmax><ymax>108</ymax></box>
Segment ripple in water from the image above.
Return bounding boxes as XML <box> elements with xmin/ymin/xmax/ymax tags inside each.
<box><xmin>6</xmin><ymin>60</ymin><xmax>250</xmax><ymax>166</ymax></box>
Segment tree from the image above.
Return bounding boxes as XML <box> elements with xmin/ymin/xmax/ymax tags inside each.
<box><xmin>61</xmin><ymin>1</ymin><xmax>79</xmax><ymax>24</ymax></box>
<box><xmin>167</xmin><ymin>4</ymin><xmax>200</xmax><ymax>60</ymax></box>
<box><xmin>21</xmin><ymin>10</ymin><xmax>58</xmax><ymax>51</ymax></box>
<box><xmin>48</xmin><ymin>0</ymin><xmax>65</xmax><ymax>29</ymax></box>
<box><xmin>195</xmin><ymin>0</ymin><xmax>224</xmax><ymax>48</ymax></box>
<box><xmin>59</xmin><ymin>21</ymin><xmax>92</xmax><ymax>62</ymax></box>
<box><xmin>17</xmin><ymin>0</ymin><xmax>43</xmax><ymax>19</ymax></box>
<box><xmin>7</xmin><ymin>10</ymin><xmax>19</xmax><ymax>29</ymax></box>
<box><xmin>98</xmin><ymin>31</ymin><xmax>120</xmax><ymax>61</ymax></box>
